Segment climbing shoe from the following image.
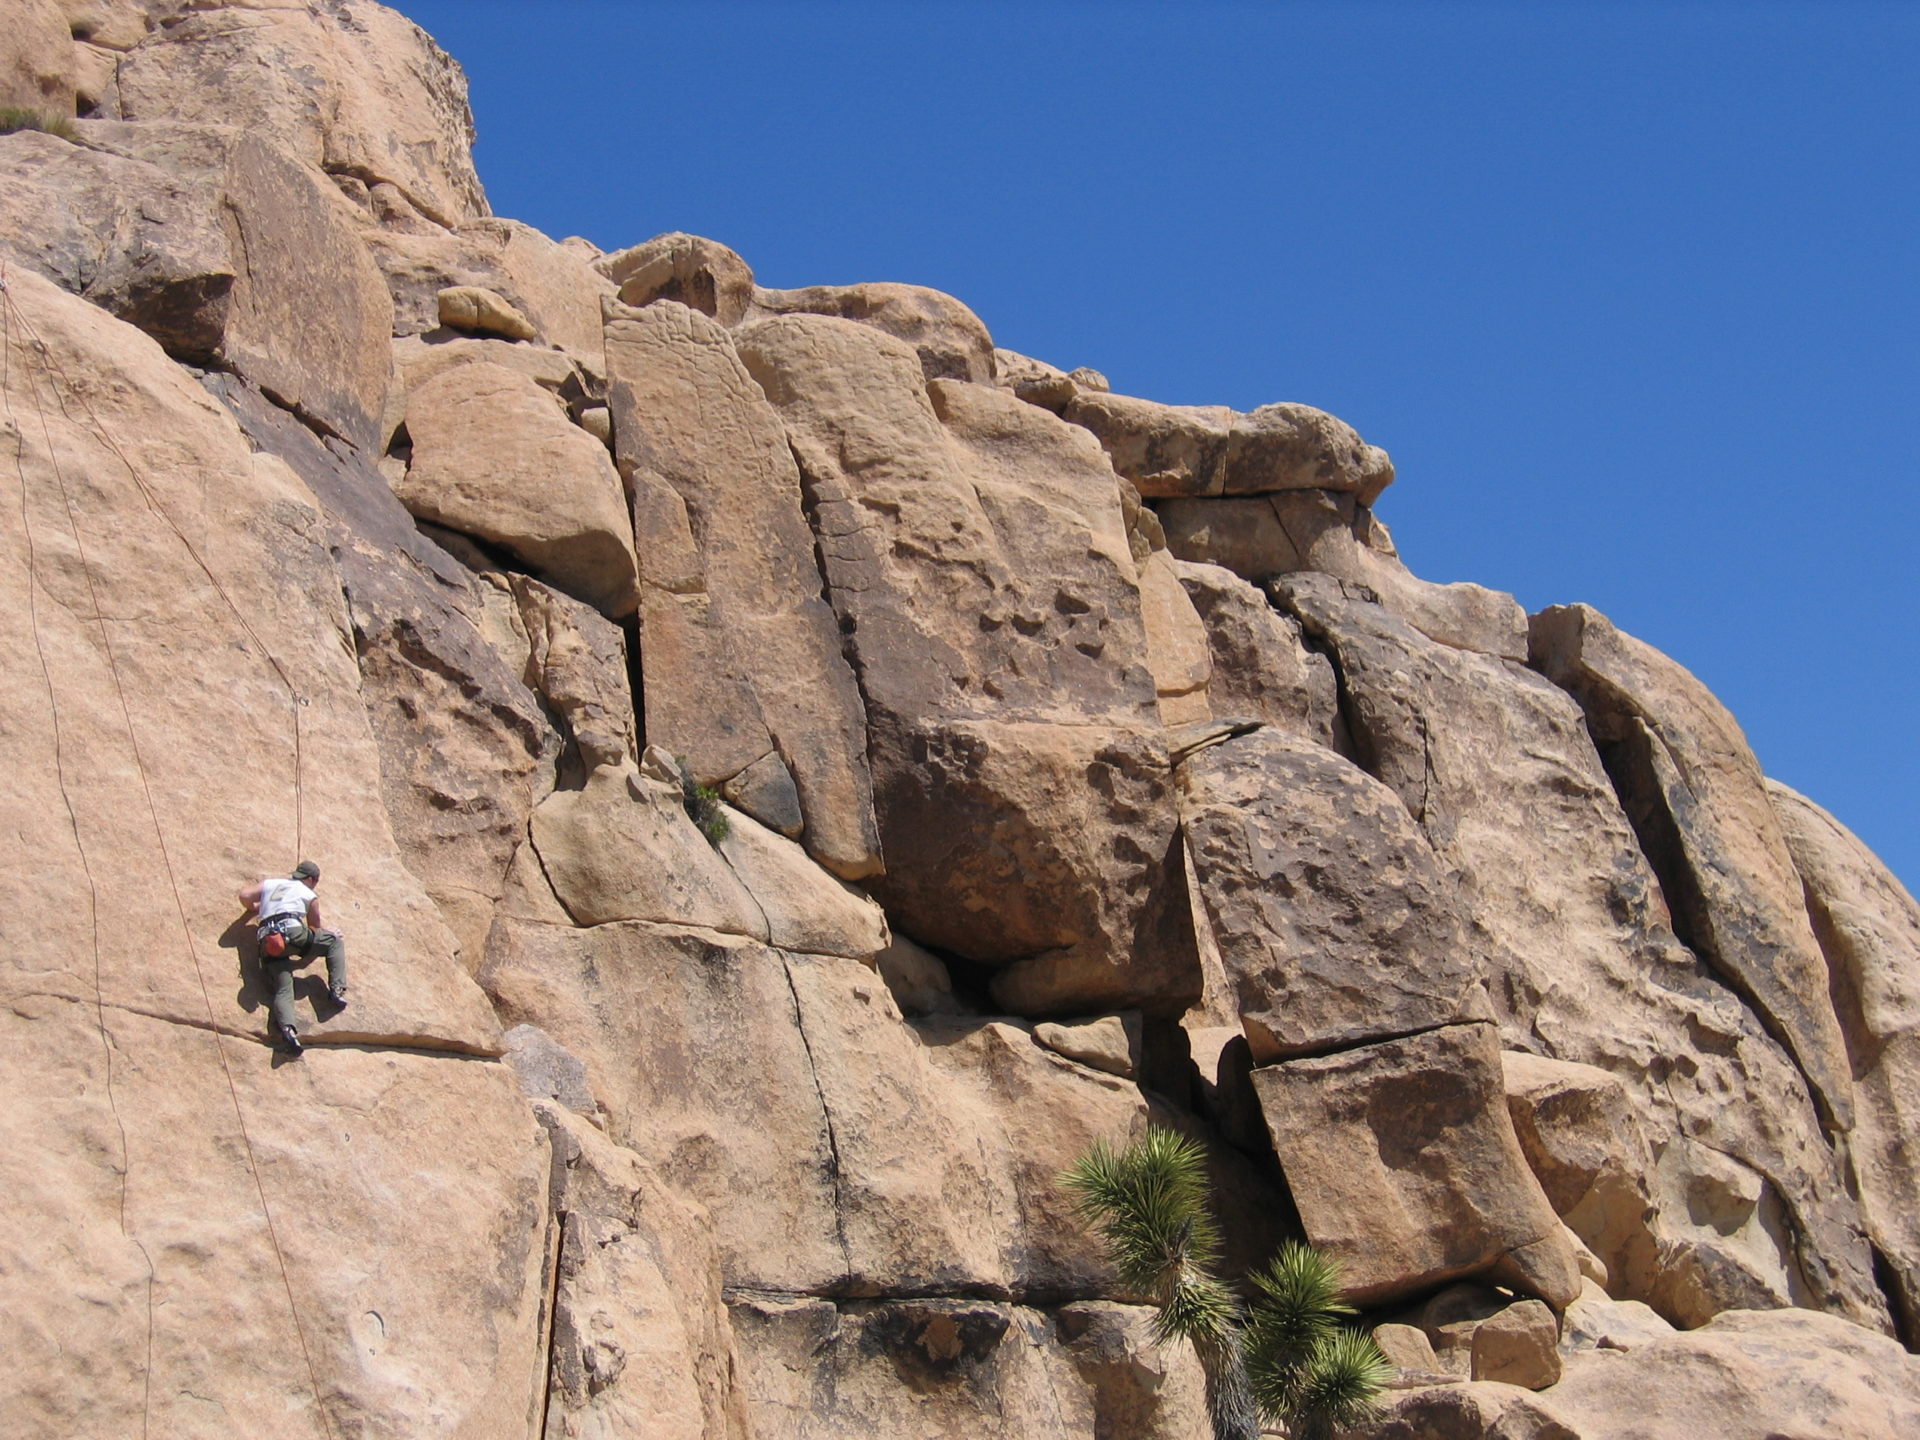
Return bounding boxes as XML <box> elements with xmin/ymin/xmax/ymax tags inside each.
<box><xmin>328</xmin><ymin>983</ymin><xmax>348</xmax><ymax>1010</ymax></box>
<box><xmin>277</xmin><ymin>1023</ymin><xmax>304</xmax><ymax>1056</ymax></box>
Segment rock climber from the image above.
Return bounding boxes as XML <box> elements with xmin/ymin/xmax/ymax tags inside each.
<box><xmin>239</xmin><ymin>860</ymin><xmax>347</xmax><ymax>1056</ymax></box>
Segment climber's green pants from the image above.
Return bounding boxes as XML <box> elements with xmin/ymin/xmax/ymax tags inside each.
<box><xmin>263</xmin><ymin>926</ymin><xmax>347</xmax><ymax>1031</ymax></box>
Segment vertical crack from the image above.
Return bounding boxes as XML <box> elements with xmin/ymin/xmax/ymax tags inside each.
<box><xmin>777</xmin><ymin>954</ymin><xmax>855</xmax><ymax>1289</ymax></box>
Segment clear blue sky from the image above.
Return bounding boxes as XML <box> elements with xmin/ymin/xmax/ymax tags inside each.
<box><xmin>397</xmin><ymin>1</ymin><xmax>1917</xmax><ymax>889</ymax></box>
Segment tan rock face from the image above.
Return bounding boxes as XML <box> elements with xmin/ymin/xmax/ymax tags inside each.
<box><xmin>1180</xmin><ymin>726</ymin><xmax>1486</xmax><ymax>1061</ymax></box>
<box><xmin>117</xmin><ymin>0</ymin><xmax>488</xmax><ymax>225</ymax></box>
<box><xmin>1059</xmin><ymin>387</ymin><xmax>1393</xmax><ymax>503</ymax></box>
<box><xmin>535</xmin><ymin>1104</ymin><xmax>750</xmax><ymax>1440</ymax></box>
<box><xmin>1174</xmin><ymin>559</ymin><xmax>1337</xmax><ymax>742</ymax></box>
<box><xmin>2</xmin><ymin>122</ymin><xmax>395</xmax><ymax>450</ymax></box>
<box><xmin>1252</xmin><ymin>1023</ymin><xmax>1581</xmax><ymax>1309</ymax></box>
<box><xmin>605</xmin><ymin>299</ymin><xmax>881</xmax><ymax>878</ymax></box>
<box><xmin>1376</xmin><ymin>1308</ymin><xmax>1920</xmax><ymax>1440</ymax></box>
<box><xmin>0</xmin><ymin>262</ymin><xmax>552</xmax><ymax>1436</ymax></box>
<box><xmin>1770</xmin><ymin>779</ymin><xmax>1920</xmax><ymax>1338</ymax></box>
<box><xmin>1160</xmin><ymin>488</ymin><xmax>1530</xmax><ymax>659</ymax></box>
<box><xmin>738</xmin><ymin>313</ymin><xmax>1195</xmax><ymax>1016</ymax></box>
<box><xmin>1135</xmin><ymin>548</ymin><xmax>1212</xmax><ymax>725</ymax></box>
<box><xmin>0</xmin><ymin>0</ymin><xmax>75</xmax><ymax>115</ymax></box>
<box><xmin>511</xmin><ymin>575</ymin><xmax>637</xmax><ymax>775</ymax></box>
<box><xmin>751</xmin><ymin>279</ymin><xmax>997</xmax><ymax>383</ymax></box>
<box><xmin>365</xmin><ymin>219</ymin><xmax>615</xmax><ymax>370</ymax></box>
<box><xmin>398</xmin><ymin>360</ymin><xmax>639</xmax><ymax>617</ymax></box>
<box><xmin>597</xmin><ymin>230</ymin><xmax>756</xmax><ymax>325</ymax></box>
<box><xmin>1278</xmin><ymin>573</ymin><xmax>1885</xmax><ymax>1332</ymax></box>
<box><xmin>1531</xmin><ymin>604</ymin><xmax>1856</xmax><ymax>1138</ymax></box>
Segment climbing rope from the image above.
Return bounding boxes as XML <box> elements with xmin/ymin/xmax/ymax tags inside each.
<box><xmin>0</xmin><ymin>263</ymin><xmax>334</xmax><ymax>1439</ymax></box>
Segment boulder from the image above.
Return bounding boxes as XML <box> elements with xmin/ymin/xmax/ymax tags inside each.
<box><xmin>597</xmin><ymin>229</ymin><xmax>755</xmax><ymax>325</ymax></box>
<box><xmin>717</xmin><ymin>811</ymin><xmax>891</xmax><ymax>961</ymax></box>
<box><xmin>528</xmin><ymin>763</ymin><xmax>766</xmax><ymax>937</ymax></box>
<box><xmin>1468</xmin><ymin>1299</ymin><xmax>1561</xmax><ymax>1388</ymax></box>
<box><xmin>1160</xmin><ymin>488</ymin><xmax>1530</xmax><ymax>659</ymax></box>
<box><xmin>751</xmin><ymin>279</ymin><xmax>996</xmax><ymax>383</ymax></box>
<box><xmin>438</xmin><ymin>283</ymin><xmax>536</xmax><ymax>340</ymax></box>
<box><xmin>364</xmin><ymin>218</ymin><xmax>614</xmax><ymax>368</ymax></box>
<box><xmin>1531</xmin><ymin>604</ymin><xmax>1855</xmax><ymax>1136</ymax></box>
<box><xmin>995</xmin><ymin>346</ymin><xmax>1079</xmax><ymax>408</ymax></box>
<box><xmin>1250</xmin><ymin>1023</ymin><xmax>1582</xmax><ymax>1309</ymax></box>
<box><xmin>1034</xmin><ymin>1016</ymin><xmax>1138</xmax><ymax>1078</ymax></box>
<box><xmin>873</xmin><ymin>934</ymin><xmax>964</xmax><ymax>1018</ymax></box>
<box><xmin>1375</xmin><ymin>1308</ymin><xmax>1920</xmax><ymax>1440</ymax></box>
<box><xmin>1179</xmin><ymin>727</ymin><xmax>1487</xmax><ymax>1061</ymax></box>
<box><xmin>1278</xmin><ymin>574</ymin><xmax>1885</xmax><ymax>1331</ymax></box>
<box><xmin>397</xmin><ymin>360</ymin><xmax>639</xmax><ymax>617</ymax></box>
<box><xmin>1174</xmin><ymin>560</ymin><xmax>1337</xmax><ymax>743</ymax></box>
<box><xmin>116</xmin><ymin>0</ymin><xmax>488</xmax><ymax>226</ymax></box>
<box><xmin>1060</xmin><ymin>387</ymin><xmax>1393</xmax><ymax>503</ymax></box>
<box><xmin>737</xmin><ymin>314</ymin><xmax>1194</xmax><ymax>1016</ymax></box>
<box><xmin>0</xmin><ymin>0</ymin><xmax>74</xmax><ymax>115</ymax></box>
<box><xmin>604</xmin><ymin>299</ymin><xmax>881</xmax><ymax>878</ymax></box>
<box><xmin>62</xmin><ymin>0</ymin><xmax>150</xmax><ymax>53</ymax></box>
<box><xmin>1562</xmin><ymin>1279</ymin><xmax>1677</xmax><ymax>1355</ymax></box>
<box><xmin>0</xmin><ymin>127</ymin><xmax>233</xmax><ymax>359</ymax></box>
<box><xmin>1770</xmin><ymin>779</ymin><xmax>1920</xmax><ymax>1337</ymax></box>
<box><xmin>383</xmin><ymin>332</ymin><xmax>579</xmax><ymax>447</ymax></box>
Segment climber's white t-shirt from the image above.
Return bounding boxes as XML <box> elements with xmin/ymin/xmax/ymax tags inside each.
<box><xmin>258</xmin><ymin>878</ymin><xmax>316</xmax><ymax>924</ymax></box>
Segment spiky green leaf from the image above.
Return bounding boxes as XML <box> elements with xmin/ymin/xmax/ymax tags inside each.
<box><xmin>1286</xmin><ymin>1328</ymin><xmax>1393</xmax><ymax>1440</ymax></box>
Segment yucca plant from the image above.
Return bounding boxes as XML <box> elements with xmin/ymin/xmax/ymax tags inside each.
<box><xmin>1245</xmin><ymin>1241</ymin><xmax>1392</xmax><ymax>1438</ymax></box>
<box><xmin>1064</xmin><ymin>1129</ymin><xmax>1390</xmax><ymax>1440</ymax></box>
<box><xmin>1063</xmin><ymin>1128</ymin><xmax>1258</xmax><ymax>1440</ymax></box>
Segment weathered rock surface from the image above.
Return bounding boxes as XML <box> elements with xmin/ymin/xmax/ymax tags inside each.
<box><xmin>605</xmin><ymin>298</ymin><xmax>881</xmax><ymax>878</ymax></box>
<box><xmin>0</xmin><ymin>0</ymin><xmax>75</xmax><ymax>115</ymax></box>
<box><xmin>1251</xmin><ymin>1023</ymin><xmax>1582</xmax><ymax>1309</ymax></box>
<box><xmin>1469</xmin><ymin>1298</ymin><xmax>1561</xmax><ymax>1388</ymax></box>
<box><xmin>397</xmin><ymin>359</ymin><xmax>638</xmax><ymax>617</ymax></box>
<box><xmin>1531</xmin><ymin>602</ymin><xmax>1856</xmax><ymax>1137</ymax></box>
<box><xmin>1180</xmin><ymin>726</ymin><xmax>1487</xmax><ymax>1060</ymax></box>
<box><xmin>116</xmin><ymin>0</ymin><xmax>488</xmax><ymax>226</ymax></box>
<box><xmin>1279</xmin><ymin>573</ymin><xmax>1886</xmax><ymax>1331</ymax></box>
<box><xmin>1375</xmin><ymin>1308</ymin><xmax>1920</xmax><ymax>1440</ymax></box>
<box><xmin>1770</xmin><ymin>779</ymin><xmax>1920</xmax><ymax>1339</ymax></box>
<box><xmin>1053</xmin><ymin>386</ymin><xmax>1394</xmax><ymax>503</ymax></box>
<box><xmin>1175</xmin><ymin>558</ymin><xmax>1337</xmax><ymax>742</ymax></box>
<box><xmin>738</xmin><ymin>313</ymin><xmax>1194</xmax><ymax>1016</ymax></box>
<box><xmin>438</xmin><ymin>282</ymin><xmax>535</xmax><ymax>340</ymax></box>
<box><xmin>1161</xmin><ymin>488</ymin><xmax>1530</xmax><ymax>659</ymax></box>
<box><xmin>1</xmin><ymin>121</ymin><xmax>396</xmax><ymax>450</ymax></box>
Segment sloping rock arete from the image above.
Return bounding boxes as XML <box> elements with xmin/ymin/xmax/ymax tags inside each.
<box><xmin>1</xmin><ymin>5</ymin><xmax>1916</xmax><ymax>1437</ymax></box>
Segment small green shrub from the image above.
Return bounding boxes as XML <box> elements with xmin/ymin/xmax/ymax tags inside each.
<box><xmin>676</xmin><ymin>755</ymin><xmax>730</xmax><ymax>845</ymax></box>
<box><xmin>0</xmin><ymin>108</ymin><xmax>78</xmax><ymax>141</ymax></box>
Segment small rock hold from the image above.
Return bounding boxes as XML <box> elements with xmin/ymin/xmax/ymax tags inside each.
<box><xmin>1067</xmin><ymin>366</ymin><xmax>1110</xmax><ymax>393</ymax></box>
<box><xmin>576</xmin><ymin>404</ymin><xmax>612</xmax><ymax>447</ymax></box>
<box><xmin>438</xmin><ymin>285</ymin><xmax>537</xmax><ymax>341</ymax></box>
<box><xmin>1033</xmin><ymin>1015</ymin><xmax>1137</xmax><ymax>1078</ymax></box>
<box><xmin>1469</xmin><ymin>1299</ymin><xmax>1562</xmax><ymax>1390</ymax></box>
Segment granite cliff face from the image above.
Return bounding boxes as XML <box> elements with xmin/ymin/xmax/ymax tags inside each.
<box><xmin>3</xmin><ymin>5</ymin><xmax>1918</xmax><ymax>1437</ymax></box>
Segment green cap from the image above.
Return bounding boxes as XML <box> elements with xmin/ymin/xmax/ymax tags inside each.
<box><xmin>291</xmin><ymin>860</ymin><xmax>320</xmax><ymax>882</ymax></box>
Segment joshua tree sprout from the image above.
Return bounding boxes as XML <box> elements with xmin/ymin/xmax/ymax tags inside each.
<box><xmin>1064</xmin><ymin>1127</ymin><xmax>1389</xmax><ymax>1440</ymax></box>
